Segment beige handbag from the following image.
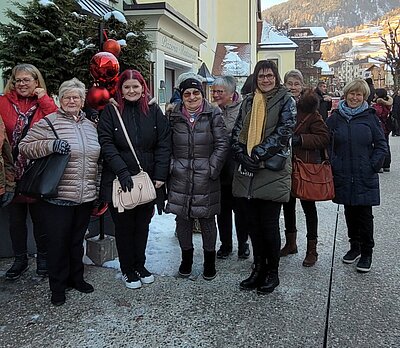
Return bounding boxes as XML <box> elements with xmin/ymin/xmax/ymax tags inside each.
<box><xmin>111</xmin><ymin>105</ymin><xmax>156</xmax><ymax>213</ymax></box>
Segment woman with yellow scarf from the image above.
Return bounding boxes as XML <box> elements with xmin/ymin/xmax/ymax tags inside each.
<box><xmin>231</xmin><ymin>60</ymin><xmax>296</xmax><ymax>294</ymax></box>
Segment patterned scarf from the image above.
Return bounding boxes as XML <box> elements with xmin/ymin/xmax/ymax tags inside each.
<box><xmin>182</xmin><ymin>101</ymin><xmax>204</xmax><ymax>128</ymax></box>
<box><xmin>11</xmin><ymin>103</ymin><xmax>38</xmax><ymax>179</ymax></box>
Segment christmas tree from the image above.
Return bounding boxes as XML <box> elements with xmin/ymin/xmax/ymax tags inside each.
<box><xmin>0</xmin><ymin>0</ymin><xmax>152</xmax><ymax>95</ymax></box>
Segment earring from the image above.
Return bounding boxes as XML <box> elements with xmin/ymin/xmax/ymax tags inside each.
<box><xmin>141</xmin><ymin>93</ymin><xmax>145</xmax><ymax>98</ymax></box>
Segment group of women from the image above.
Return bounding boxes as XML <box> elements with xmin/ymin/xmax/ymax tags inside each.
<box><xmin>0</xmin><ymin>60</ymin><xmax>387</xmax><ymax>305</ymax></box>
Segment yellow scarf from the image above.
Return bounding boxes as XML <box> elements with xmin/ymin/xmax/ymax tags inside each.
<box><xmin>247</xmin><ymin>89</ymin><xmax>267</xmax><ymax>155</ymax></box>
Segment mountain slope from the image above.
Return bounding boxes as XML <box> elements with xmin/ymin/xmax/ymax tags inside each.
<box><xmin>263</xmin><ymin>0</ymin><xmax>399</xmax><ymax>33</ymax></box>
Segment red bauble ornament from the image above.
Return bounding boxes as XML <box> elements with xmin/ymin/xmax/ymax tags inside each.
<box><xmin>86</xmin><ymin>86</ymin><xmax>110</xmax><ymax>111</ymax></box>
<box><xmin>90</xmin><ymin>52</ymin><xmax>119</xmax><ymax>84</ymax></box>
<box><xmin>103</xmin><ymin>39</ymin><xmax>121</xmax><ymax>57</ymax></box>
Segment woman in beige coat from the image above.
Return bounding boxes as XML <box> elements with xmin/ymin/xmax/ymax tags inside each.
<box><xmin>19</xmin><ymin>78</ymin><xmax>100</xmax><ymax>306</ymax></box>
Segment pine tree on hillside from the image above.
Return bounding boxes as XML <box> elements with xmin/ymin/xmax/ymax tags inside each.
<box><xmin>0</xmin><ymin>0</ymin><xmax>152</xmax><ymax>95</ymax></box>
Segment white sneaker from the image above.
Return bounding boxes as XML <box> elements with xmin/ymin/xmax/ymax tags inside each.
<box><xmin>137</xmin><ymin>267</ymin><xmax>155</xmax><ymax>284</ymax></box>
<box><xmin>123</xmin><ymin>272</ymin><xmax>142</xmax><ymax>289</ymax></box>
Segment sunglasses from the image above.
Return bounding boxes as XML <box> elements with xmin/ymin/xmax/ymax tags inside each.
<box><xmin>183</xmin><ymin>90</ymin><xmax>202</xmax><ymax>98</ymax></box>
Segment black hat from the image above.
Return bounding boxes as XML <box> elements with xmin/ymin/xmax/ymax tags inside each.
<box><xmin>179</xmin><ymin>78</ymin><xmax>203</xmax><ymax>97</ymax></box>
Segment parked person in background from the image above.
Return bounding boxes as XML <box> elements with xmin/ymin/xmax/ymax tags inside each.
<box><xmin>211</xmin><ymin>76</ymin><xmax>250</xmax><ymax>260</ymax></box>
<box><xmin>391</xmin><ymin>88</ymin><xmax>400</xmax><ymax>136</ymax></box>
<box><xmin>372</xmin><ymin>88</ymin><xmax>393</xmax><ymax>172</ymax></box>
<box><xmin>281</xmin><ymin>70</ymin><xmax>330</xmax><ymax>267</ymax></box>
<box><xmin>19</xmin><ymin>78</ymin><xmax>100</xmax><ymax>306</ymax></box>
<box><xmin>365</xmin><ymin>78</ymin><xmax>375</xmax><ymax>105</ymax></box>
<box><xmin>315</xmin><ymin>81</ymin><xmax>332</xmax><ymax>121</ymax></box>
<box><xmin>98</xmin><ymin>69</ymin><xmax>171</xmax><ymax>290</ymax></box>
<box><xmin>326</xmin><ymin>79</ymin><xmax>387</xmax><ymax>273</ymax></box>
<box><xmin>240</xmin><ymin>74</ymin><xmax>254</xmax><ymax>97</ymax></box>
<box><xmin>231</xmin><ymin>60</ymin><xmax>296</xmax><ymax>294</ymax></box>
<box><xmin>166</xmin><ymin>77</ymin><xmax>228</xmax><ymax>280</ymax></box>
<box><xmin>0</xmin><ymin>115</ymin><xmax>15</xmax><ymax>208</ymax></box>
<box><xmin>0</xmin><ymin>64</ymin><xmax>57</xmax><ymax>280</ymax></box>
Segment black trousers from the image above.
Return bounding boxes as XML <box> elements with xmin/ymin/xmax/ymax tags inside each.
<box><xmin>383</xmin><ymin>135</ymin><xmax>391</xmax><ymax>169</ymax></box>
<box><xmin>39</xmin><ymin>201</ymin><xmax>93</xmax><ymax>293</ymax></box>
<box><xmin>175</xmin><ymin>216</ymin><xmax>217</xmax><ymax>252</ymax></box>
<box><xmin>344</xmin><ymin>205</ymin><xmax>374</xmax><ymax>256</ymax></box>
<box><xmin>8</xmin><ymin>202</ymin><xmax>46</xmax><ymax>255</ymax></box>
<box><xmin>217</xmin><ymin>185</ymin><xmax>249</xmax><ymax>250</ymax></box>
<box><xmin>110</xmin><ymin>203</ymin><xmax>153</xmax><ymax>275</ymax></box>
<box><xmin>282</xmin><ymin>195</ymin><xmax>318</xmax><ymax>240</ymax></box>
<box><xmin>237</xmin><ymin>198</ymin><xmax>282</xmax><ymax>270</ymax></box>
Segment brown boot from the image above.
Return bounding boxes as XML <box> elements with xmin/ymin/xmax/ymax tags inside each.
<box><xmin>280</xmin><ymin>232</ymin><xmax>298</xmax><ymax>256</ymax></box>
<box><xmin>303</xmin><ymin>240</ymin><xmax>318</xmax><ymax>267</ymax></box>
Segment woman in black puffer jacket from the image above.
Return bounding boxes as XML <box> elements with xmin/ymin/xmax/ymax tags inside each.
<box><xmin>166</xmin><ymin>77</ymin><xmax>229</xmax><ymax>281</ymax></box>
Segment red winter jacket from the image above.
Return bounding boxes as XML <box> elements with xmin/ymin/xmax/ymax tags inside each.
<box><xmin>372</xmin><ymin>96</ymin><xmax>393</xmax><ymax>136</ymax></box>
<box><xmin>0</xmin><ymin>90</ymin><xmax>57</xmax><ymax>145</ymax></box>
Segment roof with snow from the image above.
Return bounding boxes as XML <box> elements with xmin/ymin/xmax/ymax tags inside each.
<box><xmin>259</xmin><ymin>21</ymin><xmax>297</xmax><ymax>49</ymax></box>
<box><xmin>314</xmin><ymin>59</ymin><xmax>334</xmax><ymax>76</ymax></box>
<box><xmin>289</xmin><ymin>27</ymin><xmax>328</xmax><ymax>40</ymax></box>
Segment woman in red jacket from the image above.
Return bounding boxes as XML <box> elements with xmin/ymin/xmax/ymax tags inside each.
<box><xmin>0</xmin><ymin>64</ymin><xmax>57</xmax><ymax>280</ymax></box>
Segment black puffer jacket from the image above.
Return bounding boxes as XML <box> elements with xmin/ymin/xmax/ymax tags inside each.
<box><xmin>165</xmin><ymin>101</ymin><xmax>229</xmax><ymax>219</ymax></box>
<box><xmin>98</xmin><ymin>101</ymin><xmax>171</xmax><ymax>202</ymax></box>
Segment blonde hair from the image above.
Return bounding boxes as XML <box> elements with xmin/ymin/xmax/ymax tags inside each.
<box><xmin>343</xmin><ymin>79</ymin><xmax>370</xmax><ymax>100</ymax></box>
<box><xmin>4</xmin><ymin>64</ymin><xmax>47</xmax><ymax>94</ymax></box>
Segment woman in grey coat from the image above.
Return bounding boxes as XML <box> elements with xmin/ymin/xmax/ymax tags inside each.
<box><xmin>166</xmin><ymin>77</ymin><xmax>229</xmax><ymax>280</ymax></box>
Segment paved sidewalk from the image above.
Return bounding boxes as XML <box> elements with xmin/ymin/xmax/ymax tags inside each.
<box><xmin>0</xmin><ymin>137</ymin><xmax>399</xmax><ymax>348</ymax></box>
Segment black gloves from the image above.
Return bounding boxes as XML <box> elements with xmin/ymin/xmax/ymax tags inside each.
<box><xmin>155</xmin><ymin>186</ymin><xmax>167</xmax><ymax>215</ymax></box>
<box><xmin>0</xmin><ymin>192</ymin><xmax>14</xmax><ymax>207</ymax></box>
<box><xmin>117</xmin><ymin>170</ymin><xmax>133</xmax><ymax>192</ymax></box>
<box><xmin>237</xmin><ymin>153</ymin><xmax>260</xmax><ymax>173</ymax></box>
<box><xmin>292</xmin><ymin>135</ymin><xmax>302</xmax><ymax>147</ymax></box>
<box><xmin>53</xmin><ymin>139</ymin><xmax>71</xmax><ymax>154</ymax></box>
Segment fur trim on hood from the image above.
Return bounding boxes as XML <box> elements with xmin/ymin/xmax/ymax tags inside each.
<box><xmin>376</xmin><ymin>95</ymin><xmax>393</xmax><ymax>107</ymax></box>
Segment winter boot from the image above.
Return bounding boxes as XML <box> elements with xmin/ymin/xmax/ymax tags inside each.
<box><xmin>36</xmin><ymin>252</ymin><xmax>48</xmax><ymax>277</ymax></box>
<box><xmin>257</xmin><ymin>269</ymin><xmax>280</xmax><ymax>294</ymax></box>
<box><xmin>5</xmin><ymin>254</ymin><xmax>29</xmax><ymax>280</ymax></box>
<box><xmin>202</xmin><ymin>250</ymin><xmax>216</xmax><ymax>280</ymax></box>
<box><xmin>179</xmin><ymin>248</ymin><xmax>194</xmax><ymax>277</ymax></box>
<box><xmin>239</xmin><ymin>256</ymin><xmax>266</xmax><ymax>290</ymax></box>
<box><xmin>302</xmin><ymin>240</ymin><xmax>318</xmax><ymax>267</ymax></box>
<box><xmin>280</xmin><ymin>232</ymin><xmax>298</xmax><ymax>256</ymax></box>
<box><xmin>342</xmin><ymin>242</ymin><xmax>361</xmax><ymax>264</ymax></box>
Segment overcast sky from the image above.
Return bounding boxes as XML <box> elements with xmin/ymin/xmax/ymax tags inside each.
<box><xmin>261</xmin><ymin>0</ymin><xmax>288</xmax><ymax>9</ymax></box>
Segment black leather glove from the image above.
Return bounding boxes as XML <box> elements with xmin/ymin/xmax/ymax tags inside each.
<box><xmin>117</xmin><ymin>170</ymin><xmax>133</xmax><ymax>192</ymax></box>
<box><xmin>155</xmin><ymin>186</ymin><xmax>167</xmax><ymax>215</ymax></box>
<box><xmin>0</xmin><ymin>192</ymin><xmax>14</xmax><ymax>207</ymax></box>
<box><xmin>53</xmin><ymin>139</ymin><xmax>71</xmax><ymax>154</ymax></box>
<box><xmin>237</xmin><ymin>153</ymin><xmax>260</xmax><ymax>173</ymax></box>
<box><xmin>292</xmin><ymin>135</ymin><xmax>302</xmax><ymax>147</ymax></box>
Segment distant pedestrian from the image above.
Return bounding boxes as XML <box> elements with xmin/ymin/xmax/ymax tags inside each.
<box><xmin>391</xmin><ymin>88</ymin><xmax>400</xmax><ymax>136</ymax></box>
<box><xmin>365</xmin><ymin>78</ymin><xmax>375</xmax><ymax>105</ymax></box>
<box><xmin>315</xmin><ymin>81</ymin><xmax>332</xmax><ymax>121</ymax></box>
<box><xmin>211</xmin><ymin>76</ymin><xmax>250</xmax><ymax>260</ymax></box>
<box><xmin>326</xmin><ymin>79</ymin><xmax>387</xmax><ymax>273</ymax></box>
<box><xmin>372</xmin><ymin>88</ymin><xmax>393</xmax><ymax>172</ymax></box>
<box><xmin>166</xmin><ymin>76</ymin><xmax>229</xmax><ymax>281</ymax></box>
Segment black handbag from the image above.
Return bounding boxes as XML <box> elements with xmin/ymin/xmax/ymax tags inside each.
<box><xmin>262</xmin><ymin>147</ymin><xmax>290</xmax><ymax>171</ymax></box>
<box><xmin>17</xmin><ymin>117</ymin><xmax>70</xmax><ymax>199</ymax></box>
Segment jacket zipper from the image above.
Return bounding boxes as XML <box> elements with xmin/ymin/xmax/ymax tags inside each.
<box><xmin>76</xmin><ymin>120</ymin><xmax>86</xmax><ymax>204</ymax></box>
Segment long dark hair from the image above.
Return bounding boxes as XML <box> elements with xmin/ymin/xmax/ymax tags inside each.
<box><xmin>115</xmin><ymin>69</ymin><xmax>150</xmax><ymax>115</ymax></box>
<box><xmin>252</xmin><ymin>60</ymin><xmax>281</xmax><ymax>93</ymax></box>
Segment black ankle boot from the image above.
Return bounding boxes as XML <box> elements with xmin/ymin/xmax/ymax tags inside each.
<box><xmin>239</xmin><ymin>256</ymin><xmax>266</xmax><ymax>290</ymax></box>
<box><xmin>179</xmin><ymin>248</ymin><xmax>194</xmax><ymax>277</ymax></box>
<box><xmin>257</xmin><ymin>270</ymin><xmax>279</xmax><ymax>294</ymax></box>
<box><xmin>203</xmin><ymin>250</ymin><xmax>216</xmax><ymax>280</ymax></box>
<box><xmin>5</xmin><ymin>254</ymin><xmax>29</xmax><ymax>280</ymax></box>
<box><xmin>36</xmin><ymin>252</ymin><xmax>48</xmax><ymax>277</ymax></box>
<box><xmin>51</xmin><ymin>292</ymin><xmax>66</xmax><ymax>306</ymax></box>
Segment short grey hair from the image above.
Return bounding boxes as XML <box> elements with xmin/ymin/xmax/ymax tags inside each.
<box><xmin>176</xmin><ymin>72</ymin><xmax>204</xmax><ymax>86</ymax></box>
<box><xmin>283</xmin><ymin>69</ymin><xmax>304</xmax><ymax>84</ymax></box>
<box><xmin>212</xmin><ymin>76</ymin><xmax>237</xmax><ymax>94</ymax></box>
<box><xmin>58</xmin><ymin>78</ymin><xmax>86</xmax><ymax>101</ymax></box>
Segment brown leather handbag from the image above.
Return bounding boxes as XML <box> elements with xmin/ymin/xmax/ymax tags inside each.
<box><xmin>291</xmin><ymin>150</ymin><xmax>335</xmax><ymax>201</ymax></box>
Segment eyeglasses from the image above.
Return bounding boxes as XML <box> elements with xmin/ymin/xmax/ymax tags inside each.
<box><xmin>211</xmin><ymin>89</ymin><xmax>225</xmax><ymax>95</ymax></box>
<box><xmin>257</xmin><ymin>74</ymin><xmax>275</xmax><ymax>80</ymax></box>
<box><xmin>62</xmin><ymin>96</ymin><xmax>81</xmax><ymax>102</ymax></box>
<box><xmin>286</xmin><ymin>82</ymin><xmax>302</xmax><ymax>87</ymax></box>
<box><xmin>183</xmin><ymin>90</ymin><xmax>201</xmax><ymax>98</ymax></box>
<box><xmin>13</xmin><ymin>78</ymin><xmax>36</xmax><ymax>85</ymax></box>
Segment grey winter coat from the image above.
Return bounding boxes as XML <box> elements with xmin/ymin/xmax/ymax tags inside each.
<box><xmin>165</xmin><ymin>101</ymin><xmax>229</xmax><ymax>219</ymax></box>
<box><xmin>19</xmin><ymin>109</ymin><xmax>100</xmax><ymax>204</ymax></box>
<box><xmin>231</xmin><ymin>86</ymin><xmax>297</xmax><ymax>202</ymax></box>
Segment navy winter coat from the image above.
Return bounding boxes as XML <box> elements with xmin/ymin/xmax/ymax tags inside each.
<box><xmin>326</xmin><ymin>108</ymin><xmax>387</xmax><ymax>206</ymax></box>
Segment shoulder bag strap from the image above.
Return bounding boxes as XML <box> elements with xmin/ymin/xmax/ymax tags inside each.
<box><xmin>294</xmin><ymin>113</ymin><xmax>313</xmax><ymax>134</ymax></box>
<box><xmin>112</xmin><ymin>104</ymin><xmax>143</xmax><ymax>171</ymax></box>
<box><xmin>43</xmin><ymin>117</ymin><xmax>60</xmax><ymax>139</ymax></box>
